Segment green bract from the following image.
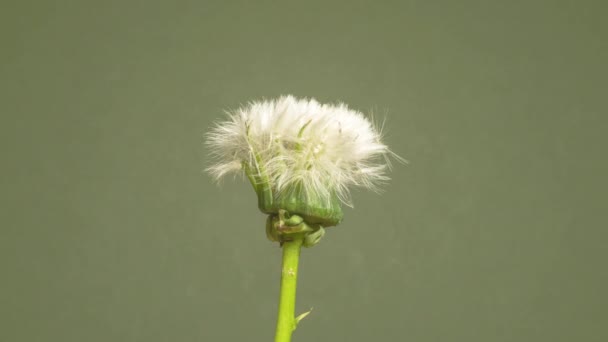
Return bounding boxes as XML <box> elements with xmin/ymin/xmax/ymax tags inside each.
<box><xmin>245</xmin><ymin>164</ymin><xmax>343</xmax><ymax>227</ymax></box>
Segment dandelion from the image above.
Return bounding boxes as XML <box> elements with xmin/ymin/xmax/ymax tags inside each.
<box><xmin>206</xmin><ymin>95</ymin><xmax>399</xmax><ymax>224</ymax></box>
<box><xmin>205</xmin><ymin>95</ymin><xmax>401</xmax><ymax>342</ymax></box>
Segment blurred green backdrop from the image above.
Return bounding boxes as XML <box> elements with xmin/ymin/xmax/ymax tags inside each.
<box><xmin>1</xmin><ymin>1</ymin><xmax>607</xmax><ymax>341</ymax></box>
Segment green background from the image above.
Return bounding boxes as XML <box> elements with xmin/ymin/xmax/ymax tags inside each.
<box><xmin>1</xmin><ymin>1</ymin><xmax>606</xmax><ymax>341</ymax></box>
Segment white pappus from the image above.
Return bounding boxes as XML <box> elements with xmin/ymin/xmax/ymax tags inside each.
<box><xmin>205</xmin><ymin>95</ymin><xmax>402</xmax><ymax>208</ymax></box>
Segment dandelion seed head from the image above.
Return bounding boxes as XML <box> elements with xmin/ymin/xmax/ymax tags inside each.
<box><xmin>205</xmin><ymin>95</ymin><xmax>400</xmax><ymax>209</ymax></box>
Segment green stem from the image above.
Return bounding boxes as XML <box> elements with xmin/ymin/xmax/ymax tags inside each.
<box><xmin>275</xmin><ymin>237</ymin><xmax>304</xmax><ymax>342</ymax></box>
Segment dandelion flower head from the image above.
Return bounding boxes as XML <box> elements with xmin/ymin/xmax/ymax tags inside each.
<box><xmin>206</xmin><ymin>95</ymin><xmax>398</xmax><ymax>223</ymax></box>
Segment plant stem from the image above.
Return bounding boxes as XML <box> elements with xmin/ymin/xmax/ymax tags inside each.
<box><xmin>275</xmin><ymin>237</ymin><xmax>304</xmax><ymax>342</ymax></box>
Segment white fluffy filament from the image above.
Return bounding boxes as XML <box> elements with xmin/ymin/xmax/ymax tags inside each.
<box><xmin>205</xmin><ymin>95</ymin><xmax>400</xmax><ymax>207</ymax></box>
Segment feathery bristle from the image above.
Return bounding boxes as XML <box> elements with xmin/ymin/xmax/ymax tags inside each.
<box><xmin>205</xmin><ymin>95</ymin><xmax>399</xmax><ymax>207</ymax></box>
